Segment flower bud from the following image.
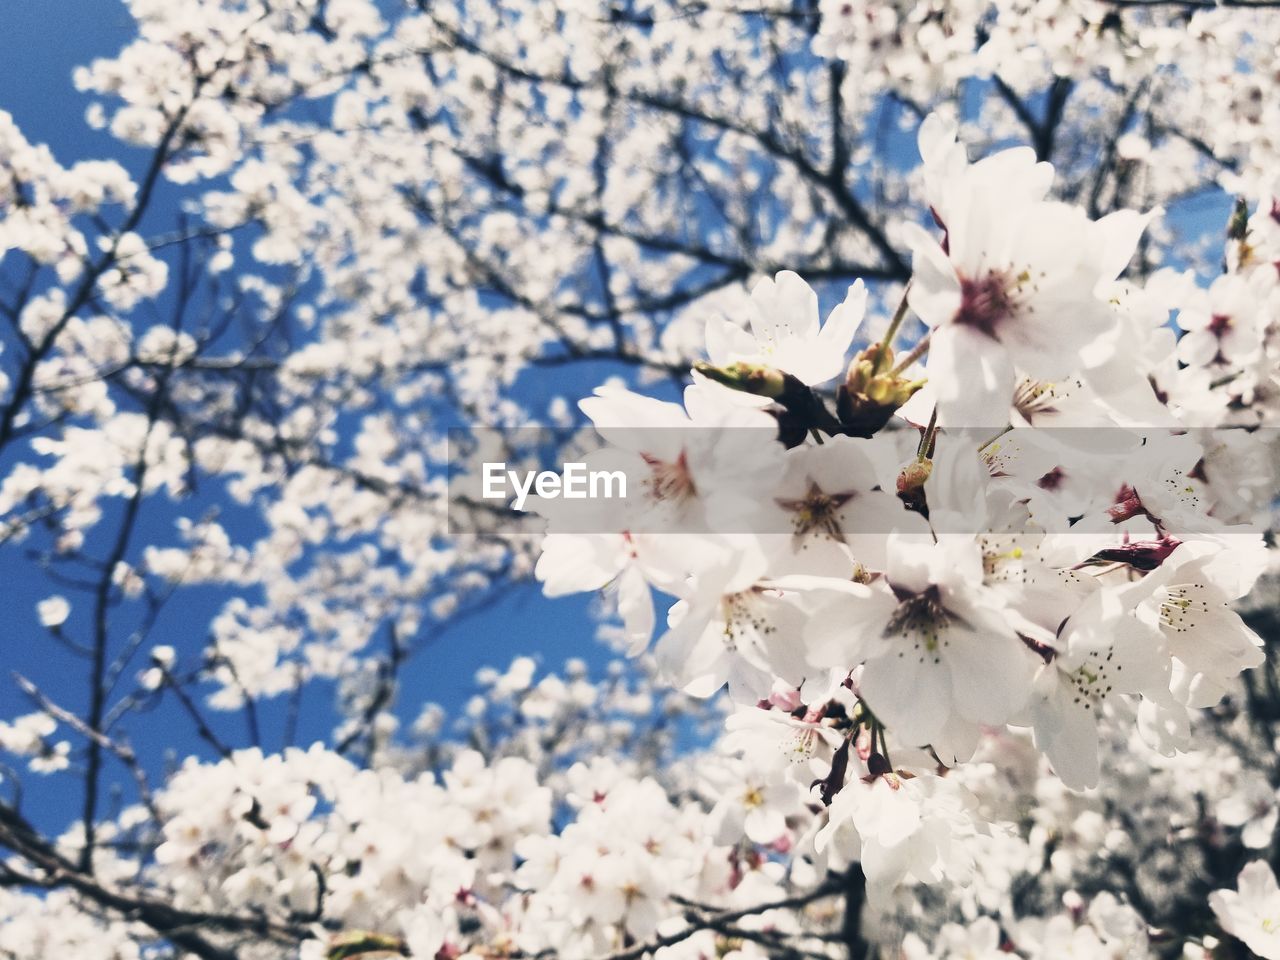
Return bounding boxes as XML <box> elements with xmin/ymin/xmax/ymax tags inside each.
<box><xmin>836</xmin><ymin>345</ymin><xmax>926</xmax><ymax>437</ymax></box>
<box><xmin>844</xmin><ymin>343</ymin><xmax>891</xmax><ymax>394</ymax></box>
<box><xmin>896</xmin><ymin>458</ymin><xmax>933</xmax><ymax>494</ymax></box>
<box><xmin>693</xmin><ymin>360</ymin><xmax>786</xmax><ymax>399</ymax></box>
<box><xmin>896</xmin><ymin>457</ymin><xmax>932</xmax><ymax>514</ymax></box>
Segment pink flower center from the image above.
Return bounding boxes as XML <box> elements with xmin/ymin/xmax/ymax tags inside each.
<box><xmin>641</xmin><ymin>449</ymin><xmax>696</xmax><ymax>504</ymax></box>
<box><xmin>955</xmin><ymin>272</ymin><xmax>1013</xmax><ymax>339</ymax></box>
<box><xmin>1037</xmin><ymin>466</ymin><xmax>1065</xmax><ymax>490</ymax></box>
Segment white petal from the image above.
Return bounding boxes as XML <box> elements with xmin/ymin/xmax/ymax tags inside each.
<box><xmin>903</xmin><ymin>224</ymin><xmax>962</xmax><ymax>329</ymax></box>
<box><xmin>1089</xmin><ymin>207</ymin><xmax>1159</xmax><ymax>282</ymax></box>
<box><xmin>861</xmin><ymin>648</ymin><xmax>952</xmax><ymax>746</ymax></box>
<box><xmin>616</xmin><ymin>564</ymin><xmax>655</xmax><ymax>656</ymax></box>
<box><xmin>927</xmin><ymin>325</ymin><xmax>1016</xmax><ymax>429</ymax></box>
<box><xmin>1033</xmin><ymin>683</ymin><xmax>1101</xmax><ymax>790</ymax></box>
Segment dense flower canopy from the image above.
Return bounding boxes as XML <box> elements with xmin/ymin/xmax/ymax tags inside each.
<box><xmin>5</xmin><ymin>1</ymin><xmax>1280</xmax><ymax>959</ymax></box>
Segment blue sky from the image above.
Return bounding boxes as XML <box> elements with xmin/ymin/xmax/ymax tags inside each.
<box><xmin>1</xmin><ymin>2</ymin><xmax>133</xmax><ymax>155</ymax></box>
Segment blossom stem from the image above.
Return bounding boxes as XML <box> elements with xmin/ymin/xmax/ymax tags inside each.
<box><xmin>917</xmin><ymin>406</ymin><xmax>938</xmax><ymax>459</ymax></box>
<box><xmin>872</xmin><ymin>718</ymin><xmax>894</xmax><ymax>771</ymax></box>
<box><xmin>977</xmin><ymin>424</ymin><xmax>1013</xmax><ymax>452</ymax></box>
<box><xmin>890</xmin><ymin>330</ymin><xmax>931</xmax><ymax>375</ymax></box>
<box><xmin>876</xmin><ymin>282</ymin><xmax>913</xmax><ymax>360</ymax></box>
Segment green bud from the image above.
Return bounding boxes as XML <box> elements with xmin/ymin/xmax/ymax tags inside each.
<box><xmin>836</xmin><ymin>344</ymin><xmax>927</xmax><ymax>438</ymax></box>
<box><xmin>866</xmin><ymin>377</ymin><xmax>893</xmax><ymax>404</ymax></box>
<box><xmin>693</xmin><ymin>360</ymin><xmax>787</xmax><ymax>399</ymax></box>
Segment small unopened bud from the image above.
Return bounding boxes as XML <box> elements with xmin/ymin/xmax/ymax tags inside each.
<box><xmin>853</xmin><ymin>722</ymin><xmax>872</xmax><ymax>760</ymax></box>
<box><xmin>844</xmin><ymin>344</ymin><xmax>892</xmax><ymax>393</ymax></box>
<box><xmin>693</xmin><ymin>360</ymin><xmax>786</xmax><ymax>399</ymax></box>
<box><xmin>1088</xmin><ymin>535</ymin><xmax>1181</xmax><ymax>571</ymax></box>
<box><xmin>896</xmin><ymin>458</ymin><xmax>933</xmax><ymax>494</ymax></box>
<box><xmin>837</xmin><ymin>345</ymin><xmax>926</xmax><ymax>437</ymax></box>
<box><xmin>897</xmin><ymin>457</ymin><xmax>932</xmax><ymax>514</ymax></box>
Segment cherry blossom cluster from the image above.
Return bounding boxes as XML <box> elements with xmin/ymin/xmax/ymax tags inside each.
<box><xmin>4</xmin><ymin>650</ymin><xmax>1280</xmax><ymax>958</ymax></box>
<box><xmin>534</xmin><ymin>115</ymin><xmax>1280</xmax><ymax>936</ymax></box>
<box><xmin>5</xmin><ymin>0</ymin><xmax>1280</xmax><ymax>958</ymax></box>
